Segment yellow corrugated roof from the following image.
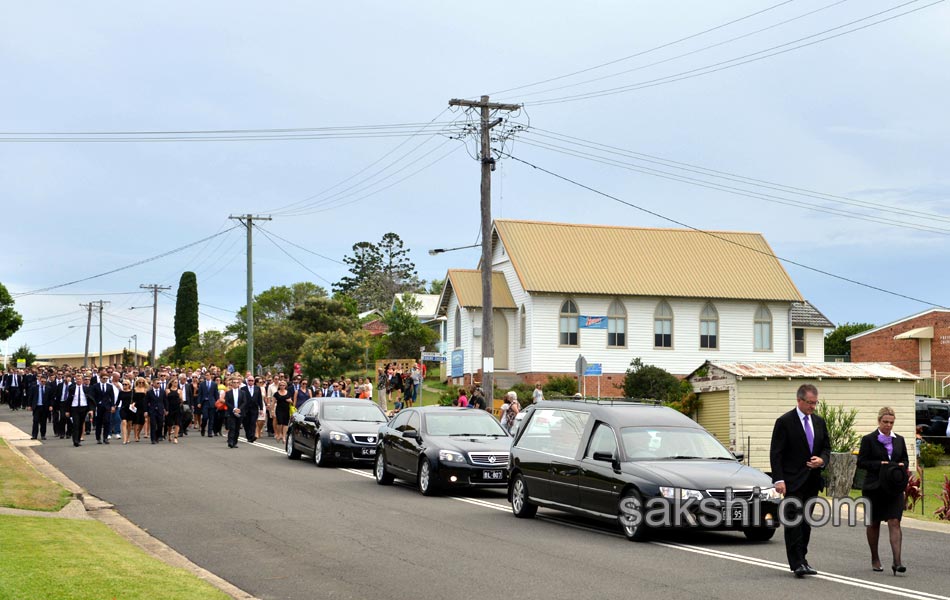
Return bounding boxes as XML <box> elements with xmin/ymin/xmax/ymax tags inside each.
<box><xmin>494</xmin><ymin>220</ymin><xmax>803</xmax><ymax>302</ymax></box>
<box><xmin>446</xmin><ymin>270</ymin><xmax>517</xmax><ymax>309</ymax></box>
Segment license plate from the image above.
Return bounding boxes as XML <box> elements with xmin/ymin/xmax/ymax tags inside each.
<box><xmin>483</xmin><ymin>470</ymin><xmax>504</xmax><ymax>480</ymax></box>
<box><xmin>722</xmin><ymin>506</ymin><xmax>743</xmax><ymax>521</ymax></box>
<box><xmin>361</xmin><ymin>448</ymin><xmax>376</xmax><ymax>456</ymax></box>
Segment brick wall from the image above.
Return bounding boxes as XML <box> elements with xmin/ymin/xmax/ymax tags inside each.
<box><xmin>850</xmin><ymin>311</ymin><xmax>950</xmax><ymax>375</ymax></box>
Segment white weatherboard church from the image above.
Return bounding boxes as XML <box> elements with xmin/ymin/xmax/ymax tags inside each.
<box><xmin>436</xmin><ymin>219</ymin><xmax>832</xmax><ymax>393</ymax></box>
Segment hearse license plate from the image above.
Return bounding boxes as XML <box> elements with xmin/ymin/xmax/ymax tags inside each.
<box><xmin>361</xmin><ymin>448</ymin><xmax>376</xmax><ymax>456</ymax></box>
<box><xmin>483</xmin><ymin>470</ymin><xmax>504</xmax><ymax>480</ymax></box>
<box><xmin>722</xmin><ymin>506</ymin><xmax>743</xmax><ymax>521</ymax></box>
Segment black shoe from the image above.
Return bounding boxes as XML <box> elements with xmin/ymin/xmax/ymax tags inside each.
<box><xmin>803</xmin><ymin>564</ymin><xmax>818</xmax><ymax>576</ymax></box>
<box><xmin>97</xmin><ymin>440</ymin><xmax>102</xmax><ymax>444</ymax></box>
<box><xmin>892</xmin><ymin>564</ymin><xmax>906</xmax><ymax>575</ymax></box>
<box><xmin>103</xmin><ymin>439</ymin><xmax>110</xmax><ymax>444</ymax></box>
<box><xmin>73</xmin><ymin>443</ymin><xmax>80</xmax><ymax>447</ymax></box>
<box><xmin>793</xmin><ymin>565</ymin><xmax>808</xmax><ymax>578</ymax></box>
<box><xmin>30</xmin><ymin>437</ymin><xmax>37</xmax><ymax>440</ymax></box>
<box><xmin>41</xmin><ymin>437</ymin><xmax>46</xmax><ymax>441</ymax></box>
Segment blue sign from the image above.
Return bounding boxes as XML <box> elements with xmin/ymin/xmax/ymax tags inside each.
<box><xmin>584</xmin><ymin>363</ymin><xmax>602</xmax><ymax>376</ymax></box>
<box><xmin>451</xmin><ymin>349</ymin><xmax>464</xmax><ymax>378</ymax></box>
<box><xmin>578</xmin><ymin>315</ymin><xmax>608</xmax><ymax>329</ymax></box>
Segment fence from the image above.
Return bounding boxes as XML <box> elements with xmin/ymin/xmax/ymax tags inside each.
<box><xmin>915</xmin><ymin>371</ymin><xmax>950</xmax><ymax>398</ymax></box>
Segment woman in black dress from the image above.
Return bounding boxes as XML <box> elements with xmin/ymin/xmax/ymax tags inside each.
<box><xmin>131</xmin><ymin>377</ymin><xmax>148</xmax><ymax>443</ymax></box>
<box><xmin>118</xmin><ymin>379</ymin><xmax>134</xmax><ymax>445</ymax></box>
<box><xmin>857</xmin><ymin>406</ymin><xmax>909</xmax><ymax>574</ymax></box>
<box><xmin>165</xmin><ymin>379</ymin><xmax>182</xmax><ymax>444</ymax></box>
<box><xmin>273</xmin><ymin>380</ymin><xmax>292</xmax><ymax>443</ymax></box>
<box><xmin>294</xmin><ymin>379</ymin><xmax>311</xmax><ymax>409</ymax></box>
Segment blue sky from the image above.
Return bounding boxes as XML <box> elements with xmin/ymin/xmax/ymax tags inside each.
<box><xmin>2</xmin><ymin>0</ymin><xmax>948</xmax><ymax>357</ymax></box>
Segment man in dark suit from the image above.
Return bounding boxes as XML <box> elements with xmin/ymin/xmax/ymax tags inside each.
<box><xmin>66</xmin><ymin>376</ymin><xmax>93</xmax><ymax>447</ymax></box>
<box><xmin>51</xmin><ymin>372</ymin><xmax>67</xmax><ymax>438</ymax></box>
<box><xmin>198</xmin><ymin>371</ymin><xmax>217</xmax><ymax>436</ymax></box>
<box><xmin>6</xmin><ymin>369</ymin><xmax>23</xmax><ymax>410</ymax></box>
<box><xmin>225</xmin><ymin>376</ymin><xmax>247</xmax><ymax>448</ymax></box>
<box><xmin>770</xmin><ymin>383</ymin><xmax>831</xmax><ymax>578</ymax></box>
<box><xmin>92</xmin><ymin>376</ymin><xmax>115</xmax><ymax>444</ymax></box>
<box><xmin>146</xmin><ymin>378</ymin><xmax>167</xmax><ymax>444</ymax></box>
<box><xmin>27</xmin><ymin>375</ymin><xmax>54</xmax><ymax>440</ymax></box>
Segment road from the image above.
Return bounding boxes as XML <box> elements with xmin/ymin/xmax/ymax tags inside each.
<box><xmin>4</xmin><ymin>409</ymin><xmax>948</xmax><ymax>600</ymax></box>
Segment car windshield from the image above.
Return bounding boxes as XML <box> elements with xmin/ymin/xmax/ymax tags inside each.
<box><xmin>321</xmin><ymin>403</ymin><xmax>387</xmax><ymax>423</ymax></box>
<box><xmin>620</xmin><ymin>426</ymin><xmax>734</xmax><ymax>461</ymax></box>
<box><xmin>425</xmin><ymin>413</ymin><xmax>508</xmax><ymax>436</ymax></box>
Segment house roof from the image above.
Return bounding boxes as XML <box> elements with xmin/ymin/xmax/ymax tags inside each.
<box><xmin>493</xmin><ymin>219</ymin><xmax>803</xmax><ymax>302</ymax></box>
<box><xmin>790</xmin><ymin>301</ymin><xmax>834</xmax><ymax>328</ymax></box>
<box><xmin>439</xmin><ymin>270</ymin><xmax>517</xmax><ymax>313</ymax></box>
<box><xmin>689</xmin><ymin>360</ymin><xmax>920</xmax><ymax>381</ymax></box>
<box><xmin>846</xmin><ymin>309</ymin><xmax>950</xmax><ymax>342</ymax></box>
<box><xmin>392</xmin><ymin>293</ymin><xmax>440</xmax><ymax>319</ymax></box>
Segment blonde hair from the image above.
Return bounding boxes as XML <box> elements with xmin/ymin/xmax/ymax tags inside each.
<box><xmin>878</xmin><ymin>406</ymin><xmax>896</xmax><ymax>421</ymax></box>
<box><xmin>134</xmin><ymin>377</ymin><xmax>148</xmax><ymax>392</ymax></box>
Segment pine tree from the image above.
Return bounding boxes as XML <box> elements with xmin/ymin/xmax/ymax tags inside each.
<box><xmin>174</xmin><ymin>272</ymin><xmax>199</xmax><ymax>361</ymax></box>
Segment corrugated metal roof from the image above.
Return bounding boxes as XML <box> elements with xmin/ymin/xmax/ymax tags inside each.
<box><xmin>494</xmin><ymin>219</ymin><xmax>803</xmax><ymax>301</ymax></box>
<box><xmin>790</xmin><ymin>301</ymin><xmax>834</xmax><ymax>328</ymax></box>
<box><xmin>445</xmin><ymin>270</ymin><xmax>517</xmax><ymax>309</ymax></box>
<box><xmin>697</xmin><ymin>361</ymin><xmax>920</xmax><ymax>380</ymax></box>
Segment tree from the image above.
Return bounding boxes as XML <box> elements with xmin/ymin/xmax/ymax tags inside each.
<box><xmin>228</xmin><ymin>282</ymin><xmax>327</xmax><ymax>339</ymax></box>
<box><xmin>382</xmin><ymin>294</ymin><xmax>438</xmax><ymax>358</ymax></box>
<box><xmin>180</xmin><ymin>330</ymin><xmax>233</xmax><ymax>365</ymax></box>
<box><xmin>0</xmin><ymin>282</ymin><xmax>23</xmax><ymax>341</ymax></box>
<box><xmin>376</xmin><ymin>232</ymin><xmax>423</xmax><ymax>305</ymax></box>
<box><xmin>254</xmin><ymin>321</ymin><xmax>306</xmax><ymax>372</ymax></box>
<box><xmin>11</xmin><ymin>344</ymin><xmax>36</xmax><ymax>367</ymax></box>
<box><xmin>174</xmin><ymin>271</ymin><xmax>199</xmax><ymax>361</ymax></box>
<box><xmin>289</xmin><ymin>297</ymin><xmax>359</xmax><ymax>334</ymax></box>
<box><xmin>428</xmin><ymin>278</ymin><xmax>444</xmax><ymax>296</ymax></box>
<box><xmin>621</xmin><ymin>358</ymin><xmax>681</xmax><ymax>401</ymax></box>
<box><xmin>298</xmin><ymin>329</ymin><xmax>370</xmax><ymax>379</ymax></box>
<box><xmin>824</xmin><ymin>322</ymin><xmax>875</xmax><ymax>357</ymax></box>
<box><xmin>333</xmin><ymin>233</ymin><xmax>424</xmax><ymax>312</ymax></box>
<box><xmin>333</xmin><ymin>242</ymin><xmax>382</xmax><ymax>311</ymax></box>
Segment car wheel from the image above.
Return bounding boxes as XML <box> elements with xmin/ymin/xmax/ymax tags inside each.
<box><xmin>374</xmin><ymin>450</ymin><xmax>394</xmax><ymax>485</ymax></box>
<box><xmin>510</xmin><ymin>473</ymin><xmax>538</xmax><ymax>518</ymax></box>
<box><xmin>742</xmin><ymin>527</ymin><xmax>776</xmax><ymax>542</ymax></box>
<box><xmin>286</xmin><ymin>431</ymin><xmax>301</xmax><ymax>460</ymax></box>
<box><xmin>418</xmin><ymin>458</ymin><xmax>439</xmax><ymax>496</ymax></box>
<box><xmin>618</xmin><ymin>490</ymin><xmax>648</xmax><ymax>542</ymax></box>
<box><xmin>314</xmin><ymin>437</ymin><xmax>329</xmax><ymax>467</ymax></box>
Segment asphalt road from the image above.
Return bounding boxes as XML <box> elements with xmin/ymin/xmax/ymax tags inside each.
<box><xmin>5</xmin><ymin>409</ymin><xmax>949</xmax><ymax>600</ymax></box>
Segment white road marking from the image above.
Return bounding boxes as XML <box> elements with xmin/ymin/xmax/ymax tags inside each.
<box><xmin>239</xmin><ymin>439</ymin><xmax>948</xmax><ymax>599</ymax></box>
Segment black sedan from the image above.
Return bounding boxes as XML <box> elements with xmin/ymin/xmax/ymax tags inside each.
<box><xmin>286</xmin><ymin>398</ymin><xmax>388</xmax><ymax>466</ymax></box>
<box><xmin>374</xmin><ymin>406</ymin><xmax>512</xmax><ymax>495</ymax></box>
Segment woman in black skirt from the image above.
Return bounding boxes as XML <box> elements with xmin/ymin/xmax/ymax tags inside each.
<box><xmin>131</xmin><ymin>377</ymin><xmax>148</xmax><ymax>442</ymax></box>
<box><xmin>857</xmin><ymin>406</ymin><xmax>909</xmax><ymax>575</ymax></box>
<box><xmin>118</xmin><ymin>379</ymin><xmax>134</xmax><ymax>444</ymax></box>
<box><xmin>273</xmin><ymin>380</ymin><xmax>293</xmax><ymax>443</ymax></box>
<box><xmin>165</xmin><ymin>379</ymin><xmax>182</xmax><ymax>444</ymax></box>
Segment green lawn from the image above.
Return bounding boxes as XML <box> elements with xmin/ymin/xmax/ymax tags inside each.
<box><xmin>0</xmin><ymin>438</ymin><xmax>72</xmax><ymax>512</ymax></box>
<box><xmin>820</xmin><ymin>466</ymin><xmax>950</xmax><ymax>523</ymax></box>
<box><xmin>0</xmin><ymin>515</ymin><xmax>229</xmax><ymax>600</ymax></box>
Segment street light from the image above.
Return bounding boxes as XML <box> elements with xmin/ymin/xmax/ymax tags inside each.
<box><xmin>428</xmin><ymin>243</ymin><xmax>481</xmax><ymax>256</ymax></box>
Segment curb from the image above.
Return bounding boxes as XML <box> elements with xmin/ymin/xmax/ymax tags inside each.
<box><xmin>5</xmin><ymin>438</ymin><xmax>258</xmax><ymax>600</ymax></box>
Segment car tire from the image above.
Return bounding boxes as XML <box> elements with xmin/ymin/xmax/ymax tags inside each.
<box><xmin>510</xmin><ymin>473</ymin><xmax>538</xmax><ymax>519</ymax></box>
<box><xmin>375</xmin><ymin>450</ymin><xmax>394</xmax><ymax>485</ymax></box>
<box><xmin>314</xmin><ymin>437</ymin><xmax>329</xmax><ymax>467</ymax></box>
<box><xmin>417</xmin><ymin>458</ymin><xmax>439</xmax><ymax>496</ymax></box>
<box><xmin>742</xmin><ymin>527</ymin><xmax>776</xmax><ymax>542</ymax></box>
<box><xmin>618</xmin><ymin>490</ymin><xmax>649</xmax><ymax>542</ymax></box>
<box><xmin>286</xmin><ymin>430</ymin><xmax>301</xmax><ymax>460</ymax></box>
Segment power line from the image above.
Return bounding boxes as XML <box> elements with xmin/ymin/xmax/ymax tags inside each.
<box><xmin>14</xmin><ymin>291</ymin><xmax>144</xmax><ymax>297</ymax></box>
<box><xmin>254</xmin><ymin>225</ymin><xmax>343</xmax><ymax>265</ymax></box>
<box><xmin>502</xmin><ymin>151</ymin><xmax>945</xmax><ymax>308</ymax></box>
<box><xmin>157</xmin><ymin>291</ymin><xmax>232</xmax><ymax>325</ymax></box>
<box><xmin>16</xmin><ymin>315</ymin><xmax>88</xmax><ymax>333</ymax></box>
<box><xmin>516</xmin><ymin>135</ymin><xmax>950</xmax><ymax>236</ymax></box>
<box><xmin>12</xmin><ymin>226</ymin><xmax>239</xmax><ymax>298</ymax></box>
<box><xmin>489</xmin><ymin>0</ymin><xmax>799</xmax><ymax>96</ymax></box>
<box><xmin>253</xmin><ymin>224</ymin><xmax>334</xmax><ymax>285</ymax></box>
<box><xmin>527</xmin><ymin>0</ymin><xmax>945</xmax><ymax>106</ymax></box>
<box><xmin>0</xmin><ymin>121</ymin><xmax>465</xmax><ymax>136</ymax></box>
<box><xmin>21</xmin><ymin>310</ymin><xmax>86</xmax><ymax>324</ymax></box>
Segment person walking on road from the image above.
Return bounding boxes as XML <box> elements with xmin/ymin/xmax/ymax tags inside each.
<box><xmin>27</xmin><ymin>375</ymin><xmax>53</xmax><ymax>440</ymax></box>
<box><xmin>857</xmin><ymin>407</ymin><xmax>909</xmax><ymax>575</ymax></box>
<box><xmin>225</xmin><ymin>376</ymin><xmax>246</xmax><ymax>449</ymax></box>
<box><xmin>165</xmin><ymin>379</ymin><xmax>182</xmax><ymax>444</ymax></box>
<box><xmin>769</xmin><ymin>383</ymin><xmax>831</xmax><ymax>578</ymax></box>
<box><xmin>147</xmin><ymin>378</ymin><xmax>167</xmax><ymax>444</ymax></box>
<box><xmin>66</xmin><ymin>375</ymin><xmax>92</xmax><ymax>447</ymax></box>
<box><xmin>131</xmin><ymin>377</ymin><xmax>148</xmax><ymax>442</ymax></box>
<box><xmin>198</xmin><ymin>371</ymin><xmax>217</xmax><ymax>437</ymax></box>
<box><xmin>93</xmin><ymin>375</ymin><xmax>115</xmax><ymax>444</ymax></box>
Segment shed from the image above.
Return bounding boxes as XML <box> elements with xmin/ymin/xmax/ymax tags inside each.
<box><xmin>687</xmin><ymin>361</ymin><xmax>919</xmax><ymax>473</ymax></box>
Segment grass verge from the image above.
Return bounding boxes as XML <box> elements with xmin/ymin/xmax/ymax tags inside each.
<box><xmin>0</xmin><ymin>515</ymin><xmax>229</xmax><ymax>600</ymax></box>
<box><xmin>0</xmin><ymin>438</ymin><xmax>72</xmax><ymax>512</ymax></box>
<box><xmin>819</xmin><ymin>466</ymin><xmax>950</xmax><ymax>523</ymax></box>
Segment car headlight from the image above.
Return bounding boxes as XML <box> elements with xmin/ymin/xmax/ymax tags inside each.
<box><xmin>439</xmin><ymin>449</ymin><xmax>466</xmax><ymax>463</ymax></box>
<box><xmin>757</xmin><ymin>486</ymin><xmax>783</xmax><ymax>500</ymax></box>
<box><xmin>328</xmin><ymin>431</ymin><xmax>350</xmax><ymax>442</ymax></box>
<box><xmin>659</xmin><ymin>487</ymin><xmax>703</xmax><ymax>501</ymax></box>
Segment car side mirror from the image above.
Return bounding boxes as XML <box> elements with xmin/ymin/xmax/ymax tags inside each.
<box><xmin>403</xmin><ymin>430</ymin><xmax>420</xmax><ymax>440</ymax></box>
<box><xmin>304</xmin><ymin>415</ymin><xmax>318</xmax><ymax>424</ymax></box>
<box><xmin>732</xmin><ymin>452</ymin><xmax>744</xmax><ymax>462</ymax></box>
<box><xmin>592</xmin><ymin>451</ymin><xmax>614</xmax><ymax>462</ymax></box>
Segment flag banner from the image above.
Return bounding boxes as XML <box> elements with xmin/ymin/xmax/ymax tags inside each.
<box><xmin>578</xmin><ymin>315</ymin><xmax>608</xmax><ymax>329</ymax></box>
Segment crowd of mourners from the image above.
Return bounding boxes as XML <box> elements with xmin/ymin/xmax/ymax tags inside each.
<box><xmin>0</xmin><ymin>359</ymin><xmax>524</xmax><ymax>447</ymax></box>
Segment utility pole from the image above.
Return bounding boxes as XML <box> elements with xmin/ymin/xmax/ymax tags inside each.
<box><xmin>448</xmin><ymin>95</ymin><xmax>521</xmax><ymax>402</ymax></box>
<box><xmin>80</xmin><ymin>303</ymin><xmax>94</xmax><ymax>368</ymax></box>
<box><xmin>96</xmin><ymin>300</ymin><xmax>109</xmax><ymax>367</ymax></box>
<box><xmin>140</xmin><ymin>284</ymin><xmax>171</xmax><ymax>366</ymax></box>
<box><xmin>229</xmin><ymin>214</ymin><xmax>272</xmax><ymax>375</ymax></box>
<box><xmin>131</xmin><ymin>334</ymin><xmax>138</xmax><ymax>367</ymax></box>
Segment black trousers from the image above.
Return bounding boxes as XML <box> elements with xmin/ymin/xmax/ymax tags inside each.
<box><xmin>31</xmin><ymin>406</ymin><xmax>49</xmax><ymax>438</ymax></box>
<box><xmin>95</xmin><ymin>408</ymin><xmax>112</xmax><ymax>441</ymax></box>
<box><xmin>8</xmin><ymin>387</ymin><xmax>21</xmax><ymax>410</ymax></box>
<box><xmin>149</xmin><ymin>411</ymin><xmax>165</xmax><ymax>443</ymax></box>
<box><xmin>242</xmin><ymin>411</ymin><xmax>258</xmax><ymax>443</ymax></box>
<box><xmin>783</xmin><ymin>479</ymin><xmax>821</xmax><ymax>570</ymax></box>
<box><xmin>215</xmin><ymin>410</ymin><xmax>226</xmax><ymax>435</ymax></box>
<box><xmin>227</xmin><ymin>413</ymin><xmax>242</xmax><ymax>447</ymax></box>
<box><xmin>70</xmin><ymin>408</ymin><xmax>90</xmax><ymax>445</ymax></box>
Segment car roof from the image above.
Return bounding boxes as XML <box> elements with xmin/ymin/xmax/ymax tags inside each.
<box><xmin>529</xmin><ymin>400</ymin><xmax>701</xmax><ymax>428</ymax></box>
<box><xmin>412</xmin><ymin>406</ymin><xmax>487</xmax><ymax>413</ymax></box>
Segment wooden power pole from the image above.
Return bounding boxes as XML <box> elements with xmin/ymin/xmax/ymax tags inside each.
<box><xmin>229</xmin><ymin>214</ymin><xmax>272</xmax><ymax>375</ymax></box>
<box><xmin>140</xmin><ymin>284</ymin><xmax>171</xmax><ymax>366</ymax></box>
<box><xmin>447</xmin><ymin>95</ymin><xmax>521</xmax><ymax>401</ymax></box>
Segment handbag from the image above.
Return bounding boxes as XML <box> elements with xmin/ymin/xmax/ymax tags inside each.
<box><xmin>215</xmin><ymin>399</ymin><xmax>226</xmax><ymax>410</ymax></box>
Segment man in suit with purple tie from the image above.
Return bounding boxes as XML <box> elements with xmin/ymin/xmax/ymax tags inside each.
<box><xmin>225</xmin><ymin>376</ymin><xmax>247</xmax><ymax>448</ymax></box>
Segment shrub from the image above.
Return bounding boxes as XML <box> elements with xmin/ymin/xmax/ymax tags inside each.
<box><xmin>920</xmin><ymin>441</ymin><xmax>945</xmax><ymax>468</ymax></box>
<box><xmin>621</xmin><ymin>358</ymin><xmax>680</xmax><ymax>401</ymax></box>
<box><xmin>815</xmin><ymin>402</ymin><xmax>860</xmax><ymax>453</ymax></box>
<box><xmin>439</xmin><ymin>385</ymin><xmax>463</xmax><ymax>406</ymax></box>
<box><xmin>509</xmin><ymin>383</ymin><xmax>535</xmax><ymax>407</ymax></box>
<box><xmin>935</xmin><ymin>475</ymin><xmax>950</xmax><ymax>521</ymax></box>
<box><xmin>905</xmin><ymin>469</ymin><xmax>923</xmax><ymax>511</ymax></box>
<box><xmin>543</xmin><ymin>375</ymin><xmax>577</xmax><ymax>398</ymax></box>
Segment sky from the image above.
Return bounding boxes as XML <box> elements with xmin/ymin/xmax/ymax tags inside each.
<box><xmin>2</xmin><ymin>0</ymin><xmax>949</xmax><ymax>358</ymax></box>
